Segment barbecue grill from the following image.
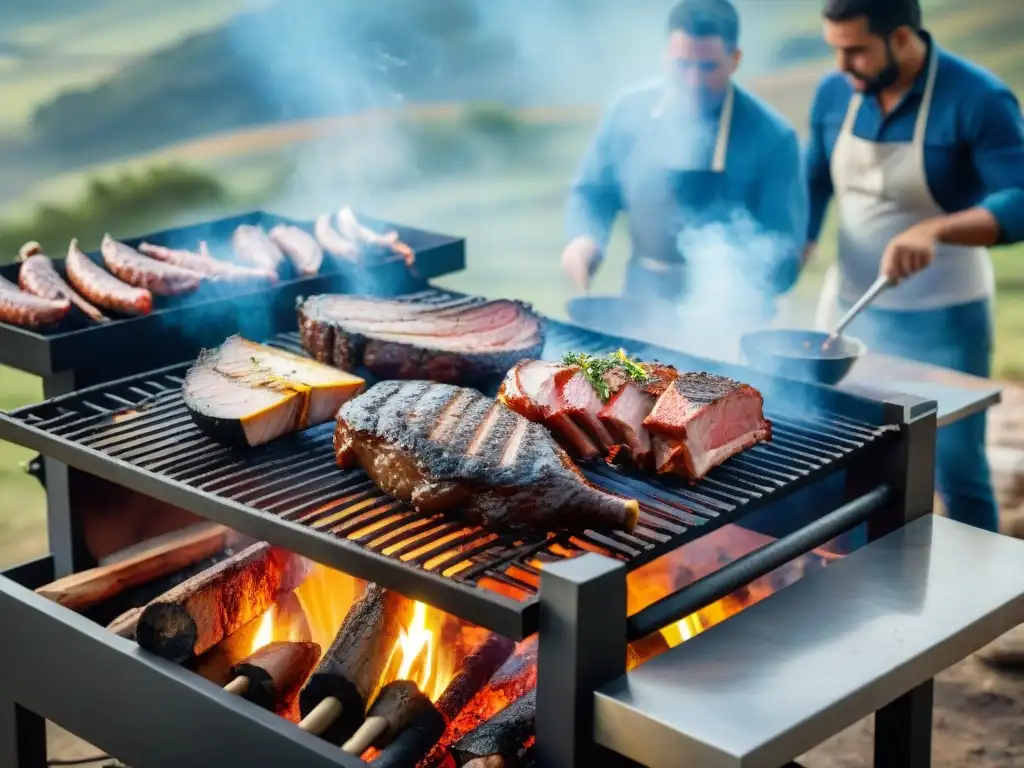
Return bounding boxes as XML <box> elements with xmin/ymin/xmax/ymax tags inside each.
<box><xmin>3</xmin><ymin>289</ymin><xmax>1024</xmax><ymax>768</ymax></box>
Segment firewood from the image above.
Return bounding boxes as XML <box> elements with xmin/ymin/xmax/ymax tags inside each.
<box><xmin>37</xmin><ymin>524</ymin><xmax>233</xmax><ymax>613</ymax></box>
<box><xmin>107</xmin><ymin>607</ymin><xmax>142</xmax><ymax>639</ymax></box>
<box><xmin>435</xmin><ymin>633</ymin><xmax>515</xmax><ymax>721</ymax></box>
<box><xmin>225</xmin><ymin>641</ymin><xmax>321</xmax><ymax>711</ymax></box>
<box><xmin>135</xmin><ymin>542</ymin><xmax>310</xmax><ymax>663</ymax></box>
<box><xmin>451</xmin><ymin>690</ymin><xmax>536</xmax><ymax>766</ymax></box>
<box><xmin>369</xmin><ymin>706</ymin><xmax>447</xmax><ymax>768</ymax></box>
<box><xmin>297</xmin><ymin>583</ymin><xmax>414</xmax><ymax>745</ymax></box>
<box><xmin>341</xmin><ymin>680</ymin><xmax>436</xmax><ymax>754</ymax></box>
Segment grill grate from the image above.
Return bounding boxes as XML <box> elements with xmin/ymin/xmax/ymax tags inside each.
<box><xmin>0</xmin><ymin>291</ymin><xmax>898</xmax><ymax>637</ymax></box>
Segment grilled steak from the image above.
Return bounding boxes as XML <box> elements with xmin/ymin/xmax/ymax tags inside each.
<box><xmin>334</xmin><ymin>380</ymin><xmax>639</xmax><ymax>533</ymax></box>
<box><xmin>644</xmin><ymin>372</ymin><xmax>772</xmax><ymax>479</ymax></box>
<box><xmin>500</xmin><ymin>358</ymin><xmax>770</xmax><ymax>481</ymax></box>
<box><xmin>183</xmin><ymin>336</ymin><xmax>365</xmax><ymax>447</ymax></box>
<box><xmin>299</xmin><ymin>295</ymin><xmax>544</xmax><ymax>384</ymax></box>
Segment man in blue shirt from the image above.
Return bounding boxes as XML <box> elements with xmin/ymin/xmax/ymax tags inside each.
<box><xmin>561</xmin><ymin>0</ymin><xmax>806</xmax><ymax>319</ymax></box>
<box><xmin>805</xmin><ymin>0</ymin><xmax>1024</xmax><ymax>533</ymax></box>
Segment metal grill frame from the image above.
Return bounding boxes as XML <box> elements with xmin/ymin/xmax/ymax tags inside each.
<box><xmin>0</xmin><ymin>303</ymin><xmax>901</xmax><ymax>639</ymax></box>
<box><xmin>0</xmin><ymin>211</ymin><xmax>465</xmax><ymax>385</ymax></box>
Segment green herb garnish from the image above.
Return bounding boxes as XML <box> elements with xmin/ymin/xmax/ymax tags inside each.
<box><xmin>561</xmin><ymin>350</ymin><xmax>650</xmax><ymax>401</ymax></box>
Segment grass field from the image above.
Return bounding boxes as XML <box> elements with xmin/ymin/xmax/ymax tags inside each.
<box><xmin>2</xmin><ymin>0</ymin><xmax>1024</xmax><ymax>566</ymax></box>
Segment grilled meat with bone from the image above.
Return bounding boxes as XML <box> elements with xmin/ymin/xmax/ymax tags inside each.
<box><xmin>0</xmin><ymin>274</ymin><xmax>71</xmax><ymax>327</ymax></box>
<box><xmin>183</xmin><ymin>336</ymin><xmax>365</xmax><ymax>447</ymax></box>
<box><xmin>138</xmin><ymin>241</ymin><xmax>277</xmax><ymax>282</ymax></box>
<box><xmin>299</xmin><ymin>295</ymin><xmax>544</xmax><ymax>384</ymax></box>
<box><xmin>101</xmin><ymin>235</ymin><xmax>204</xmax><ymax>296</ymax></box>
<box><xmin>334</xmin><ymin>380</ymin><xmax>639</xmax><ymax>533</ymax></box>
<box><xmin>17</xmin><ymin>242</ymin><xmax>108</xmax><ymax>323</ymax></box>
<box><xmin>66</xmin><ymin>238</ymin><xmax>152</xmax><ymax>316</ymax></box>
<box><xmin>232</xmin><ymin>225</ymin><xmax>285</xmax><ymax>273</ymax></box>
<box><xmin>500</xmin><ymin>356</ymin><xmax>770</xmax><ymax>481</ymax></box>
<box><xmin>268</xmin><ymin>224</ymin><xmax>323</xmax><ymax>276</ymax></box>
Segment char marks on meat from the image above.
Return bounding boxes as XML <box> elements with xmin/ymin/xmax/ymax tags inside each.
<box><xmin>500</xmin><ymin>359</ymin><xmax>770</xmax><ymax>481</ymax></box>
<box><xmin>0</xmin><ymin>274</ymin><xmax>71</xmax><ymax>328</ymax></box>
<box><xmin>66</xmin><ymin>238</ymin><xmax>152</xmax><ymax>316</ymax></box>
<box><xmin>17</xmin><ymin>243</ymin><xmax>108</xmax><ymax>323</ymax></box>
<box><xmin>334</xmin><ymin>380</ymin><xmax>639</xmax><ymax>533</ymax></box>
<box><xmin>300</xmin><ymin>295</ymin><xmax>544</xmax><ymax>384</ymax></box>
<box><xmin>101</xmin><ymin>235</ymin><xmax>204</xmax><ymax>296</ymax></box>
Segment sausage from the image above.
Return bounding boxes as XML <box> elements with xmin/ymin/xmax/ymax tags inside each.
<box><xmin>101</xmin><ymin>234</ymin><xmax>204</xmax><ymax>296</ymax></box>
<box><xmin>314</xmin><ymin>213</ymin><xmax>359</xmax><ymax>261</ymax></box>
<box><xmin>337</xmin><ymin>207</ymin><xmax>415</xmax><ymax>268</ymax></box>
<box><xmin>231</xmin><ymin>226</ymin><xmax>285</xmax><ymax>273</ymax></box>
<box><xmin>17</xmin><ymin>242</ymin><xmax>109</xmax><ymax>323</ymax></box>
<box><xmin>66</xmin><ymin>238</ymin><xmax>152</xmax><ymax>316</ymax></box>
<box><xmin>138</xmin><ymin>241</ymin><xmax>277</xmax><ymax>282</ymax></box>
<box><xmin>0</xmin><ymin>274</ymin><xmax>71</xmax><ymax>328</ymax></box>
<box><xmin>268</xmin><ymin>224</ymin><xmax>323</xmax><ymax>276</ymax></box>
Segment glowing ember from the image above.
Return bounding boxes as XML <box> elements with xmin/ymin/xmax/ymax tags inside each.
<box><xmin>250</xmin><ymin>605</ymin><xmax>276</xmax><ymax>652</ymax></box>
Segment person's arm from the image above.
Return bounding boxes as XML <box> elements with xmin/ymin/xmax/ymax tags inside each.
<box><xmin>804</xmin><ymin>81</ymin><xmax>836</xmax><ymax>261</ymax></box>
<box><xmin>564</xmin><ymin>103</ymin><xmax>624</xmax><ymax>261</ymax></box>
<box><xmin>752</xmin><ymin>127</ymin><xmax>807</xmax><ymax>295</ymax></box>
<box><xmin>918</xmin><ymin>87</ymin><xmax>1024</xmax><ymax>246</ymax></box>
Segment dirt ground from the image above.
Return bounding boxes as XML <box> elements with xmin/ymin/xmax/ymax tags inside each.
<box><xmin>799</xmin><ymin>654</ymin><xmax>1024</xmax><ymax>768</ymax></box>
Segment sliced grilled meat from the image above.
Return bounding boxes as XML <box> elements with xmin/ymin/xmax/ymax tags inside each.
<box><xmin>183</xmin><ymin>336</ymin><xmax>365</xmax><ymax>447</ymax></box>
<box><xmin>66</xmin><ymin>238</ymin><xmax>152</xmax><ymax>316</ymax></box>
<box><xmin>644</xmin><ymin>372</ymin><xmax>772</xmax><ymax>480</ymax></box>
<box><xmin>0</xmin><ymin>274</ymin><xmax>71</xmax><ymax>327</ymax></box>
<box><xmin>299</xmin><ymin>295</ymin><xmax>544</xmax><ymax>384</ymax></box>
<box><xmin>101</xmin><ymin>235</ymin><xmax>204</xmax><ymax>296</ymax></box>
<box><xmin>334</xmin><ymin>380</ymin><xmax>639</xmax><ymax>533</ymax></box>
<box><xmin>268</xmin><ymin>225</ymin><xmax>323</xmax><ymax>276</ymax></box>
<box><xmin>232</xmin><ymin>225</ymin><xmax>285</xmax><ymax>273</ymax></box>
<box><xmin>17</xmin><ymin>242</ymin><xmax>108</xmax><ymax>323</ymax></box>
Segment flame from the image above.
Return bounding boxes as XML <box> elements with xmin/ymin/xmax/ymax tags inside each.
<box><xmin>250</xmin><ymin>605</ymin><xmax>277</xmax><ymax>652</ymax></box>
<box><xmin>626</xmin><ymin>524</ymin><xmax>840</xmax><ymax>654</ymax></box>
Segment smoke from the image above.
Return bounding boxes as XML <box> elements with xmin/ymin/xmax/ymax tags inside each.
<box><xmin>676</xmin><ymin>210</ymin><xmax>793</xmax><ymax>360</ymax></box>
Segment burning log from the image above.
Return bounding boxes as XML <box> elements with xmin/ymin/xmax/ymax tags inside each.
<box><xmin>369</xmin><ymin>706</ymin><xmax>447</xmax><ymax>768</ymax></box>
<box><xmin>435</xmin><ymin>633</ymin><xmax>516</xmax><ymax>722</ymax></box>
<box><xmin>450</xmin><ymin>690</ymin><xmax>536</xmax><ymax>767</ymax></box>
<box><xmin>135</xmin><ymin>543</ymin><xmax>309</xmax><ymax>663</ymax></box>
<box><xmin>36</xmin><ymin>524</ymin><xmax>233</xmax><ymax>612</ymax></box>
<box><xmin>224</xmin><ymin>641</ymin><xmax>321</xmax><ymax>711</ymax></box>
<box><xmin>485</xmin><ymin>639</ymin><xmax>536</xmax><ymax>695</ymax></box>
<box><xmin>297</xmin><ymin>583</ymin><xmax>414</xmax><ymax>745</ymax></box>
<box><xmin>341</xmin><ymin>680</ymin><xmax>435</xmax><ymax>755</ymax></box>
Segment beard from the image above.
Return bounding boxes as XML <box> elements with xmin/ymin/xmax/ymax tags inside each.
<box><xmin>851</xmin><ymin>42</ymin><xmax>901</xmax><ymax>95</ymax></box>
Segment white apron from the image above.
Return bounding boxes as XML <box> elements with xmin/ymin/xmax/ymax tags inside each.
<box><xmin>818</xmin><ymin>44</ymin><xmax>993</xmax><ymax>323</ymax></box>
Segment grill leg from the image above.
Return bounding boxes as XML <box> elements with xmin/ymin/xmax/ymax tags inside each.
<box><xmin>867</xmin><ymin>395</ymin><xmax>937</xmax><ymax>541</ymax></box>
<box><xmin>44</xmin><ymin>461</ymin><xmax>93</xmax><ymax>579</ymax></box>
<box><xmin>874</xmin><ymin>679</ymin><xmax>934</xmax><ymax>768</ymax></box>
<box><xmin>0</xmin><ymin>698</ymin><xmax>46</xmax><ymax>768</ymax></box>
<box><xmin>537</xmin><ymin>553</ymin><xmax>633</xmax><ymax>768</ymax></box>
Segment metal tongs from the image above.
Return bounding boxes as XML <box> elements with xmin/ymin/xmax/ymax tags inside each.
<box><xmin>821</xmin><ymin>275</ymin><xmax>896</xmax><ymax>351</ymax></box>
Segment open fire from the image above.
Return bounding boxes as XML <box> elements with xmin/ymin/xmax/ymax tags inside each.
<box><xmin>180</xmin><ymin>521</ymin><xmax>840</xmax><ymax>765</ymax></box>
<box><xmin>34</xmin><ymin>515</ymin><xmax>841</xmax><ymax>767</ymax></box>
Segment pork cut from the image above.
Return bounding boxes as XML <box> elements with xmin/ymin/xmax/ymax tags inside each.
<box><xmin>299</xmin><ymin>295</ymin><xmax>544</xmax><ymax>384</ymax></box>
<box><xmin>499</xmin><ymin>358</ymin><xmax>771</xmax><ymax>481</ymax></box>
<box><xmin>644</xmin><ymin>372</ymin><xmax>772</xmax><ymax>479</ymax></box>
<box><xmin>333</xmin><ymin>380</ymin><xmax>639</xmax><ymax>533</ymax></box>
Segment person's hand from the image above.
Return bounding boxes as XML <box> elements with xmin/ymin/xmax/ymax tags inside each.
<box><xmin>560</xmin><ymin>237</ymin><xmax>602</xmax><ymax>291</ymax></box>
<box><xmin>880</xmin><ymin>223</ymin><xmax>937</xmax><ymax>282</ymax></box>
